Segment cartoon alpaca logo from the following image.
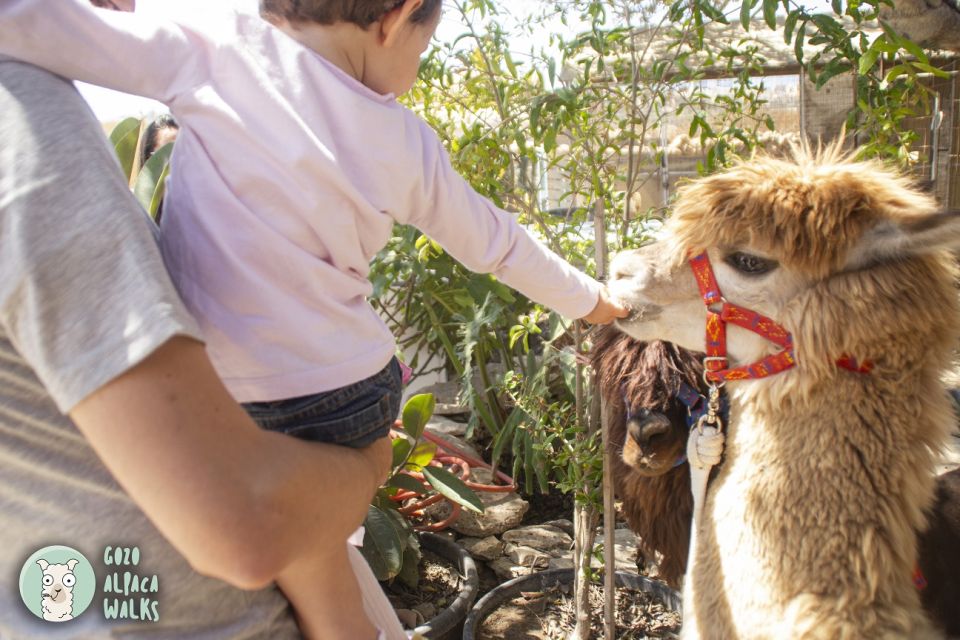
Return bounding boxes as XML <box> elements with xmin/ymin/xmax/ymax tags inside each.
<box><xmin>37</xmin><ymin>558</ymin><xmax>78</xmax><ymax>622</ymax></box>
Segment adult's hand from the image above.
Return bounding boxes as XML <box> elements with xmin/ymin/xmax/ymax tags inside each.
<box><xmin>71</xmin><ymin>335</ymin><xmax>389</xmax><ymax>589</ymax></box>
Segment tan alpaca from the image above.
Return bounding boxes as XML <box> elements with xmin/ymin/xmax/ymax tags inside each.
<box><xmin>38</xmin><ymin>558</ymin><xmax>78</xmax><ymax>622</ymax></box>
<box><xmin>607</xmin><ymin>143</ymin><xmax>960</xmax><ymax>639</ymax></box>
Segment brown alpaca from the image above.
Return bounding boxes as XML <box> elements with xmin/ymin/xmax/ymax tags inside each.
<box><xmin>590</xmin><ymin>328</ymin><xmax>701</xmax><ymax>587</ymax></box>
<box><xmin>606</xmin><ymin>143</ymin><xmax>960</xmax><ymax>639</ymax></box>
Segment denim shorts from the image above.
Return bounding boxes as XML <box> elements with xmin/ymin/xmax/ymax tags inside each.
<box><xmin>242</xmin><ymin>358</ymin><xmax>402</xmax><ymax>448</ymax></box>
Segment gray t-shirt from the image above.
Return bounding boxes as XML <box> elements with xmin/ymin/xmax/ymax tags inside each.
<box><xmin>0</xmin><ymin>58</ymin><xmax>300</xmax><ymax>638</ymax></box>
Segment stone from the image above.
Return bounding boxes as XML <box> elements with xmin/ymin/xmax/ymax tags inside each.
<box><xmin>489</xmin><ymin>557</ymin><xmax>531</xmax><ymax>581</ymax></box>
<box><xmin>590</xmin><ymin>527</ymin><xmax>641</xmax><ymax>572</ymax></box>
<box><xmin>548</xmin><ymin>556</ymin><xmax>575</xmax><ymax>571</ymax></box>
<box><xmin>505</xmin><ymin>544</ymin><xmax>551</xmax><ymax>569</ymax></box>
<box><xmin>501</xmin><ymin>524</ymin><xmax>573</xmax><ymax>552</ymax></box>
<box><xmin>542</xmin><ymin>518</ymin><xmax>575</xmax><ymax>537</ymax></box>
<box><xmin>408</xmin><ymin>380</ymin><xmax>467</xmax><ymax>415</ymax></box>
<box><xmin>424</xmin><ymin>415</ymin><xmax>468</xmax><ymax>438</ymax></box>
<box><xmin>412</xmin><ymin>602</ymin><xmax>436</xmax><ymax>622</ymax></box>
<box><xmin>427</xmin><ymin>430</ymin><xmax>482</xmax><ymax>462</ymax></box>
<box><xmin>458</xmin><ymin>535</ymin><xmax>505</xmax><ymax>561</ymax></box>
<box><xmin>445</xmin><ymin>469</ymin><xmax>529</xmax><ymax>537</ymax></box>
<box><xmin>394</xmin><ymin>608</ymin><xmax>420</xmax><ymax>629</ymax></box>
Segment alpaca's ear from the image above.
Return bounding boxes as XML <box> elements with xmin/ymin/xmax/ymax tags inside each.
<box><xmin>36</xmin><ymin>559</ymin><xmax>48</xmax><ymax>571</ymax></box>
<box><xmin>846</xmin><ymin>210</ymin><xmax>960</xmax><ymax>269</ymax></box>
<box><xmin>66</xmin><ymin>559</ymin><xmax>78</xmax><ymax>571</ymax></box>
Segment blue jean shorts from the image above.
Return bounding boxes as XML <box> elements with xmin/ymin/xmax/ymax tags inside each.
<box><xmin>242</xmin><ymin>358</ymin><xmax>402</xmax><ymax>448</ymax></box>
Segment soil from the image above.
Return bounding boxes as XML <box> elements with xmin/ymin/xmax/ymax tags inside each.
<box><xmin>383</xmin><ymin>549</ymin><xmax>461</xmax><ymax>627</ymax></box>
<box><xmin>521</xmin><ymin>489</ymin><xmax>575</xmax><ymax>526</ymax></box>
<box><xmin>477</xmin><ymin>582</ymin><xmax>681</xmax><ymax>640</ymax></box>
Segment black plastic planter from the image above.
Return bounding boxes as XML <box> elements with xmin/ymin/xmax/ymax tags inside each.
<box><xmin>461</xmin><ymin>568</ymin><xmax>681</xmax><ymax>640</ymax></box>
<box><xmin>414</xmin><ymin>532</ymin><xmax>480</xmax><ymax>640</ymax></box>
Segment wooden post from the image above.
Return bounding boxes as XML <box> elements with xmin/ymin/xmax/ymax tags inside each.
<box><xmin>592</xmin><ymin>199</ymin><xmax>616</xmax><ymax>640</ymax></box>
<box><xmin>572</xmin><ymin>319</ymin><xmax>598</xmax><ymax>640</ymax></box>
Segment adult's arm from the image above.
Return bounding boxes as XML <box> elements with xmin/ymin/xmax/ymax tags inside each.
<box><xmin>0</xmin><ymin>59</ymin><xmax>387</xmax><ymax>591</ymax></box>
<box><xmin>0</xmin><ymin>0</ymin><xmax>209</xmax><ymax>102</ymax></box>
<box><xmin>70</xmin><ymin>336</ymin><xmax>390</xmax><ymax>589</ymax></box>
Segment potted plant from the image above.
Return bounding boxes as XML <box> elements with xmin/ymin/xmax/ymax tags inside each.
<box><xmin>362</xmin><ymin>393</ymin><xmax>482</xmax><ymax>639</ymax></box>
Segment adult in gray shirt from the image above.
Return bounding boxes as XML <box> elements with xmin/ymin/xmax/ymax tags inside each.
<box><xmin>0</xmin><ymin>54</ymin><xmax>391</xmax><ymax>638</ymax></box>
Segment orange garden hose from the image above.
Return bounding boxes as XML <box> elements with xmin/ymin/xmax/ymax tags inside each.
<box><xmin>389</xmin><ymin>426</ymin><xmax>517</xmax><ymax>531</ymax></box>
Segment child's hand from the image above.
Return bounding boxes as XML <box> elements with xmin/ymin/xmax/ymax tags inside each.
<box><xmin>582</xmin><ymin>287</ymin><xmax>630</xmax><ymax>325</ymax></box>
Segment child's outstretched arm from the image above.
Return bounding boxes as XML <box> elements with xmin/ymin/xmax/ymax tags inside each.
<box><xmin>0</xmin><ymin>0</ymin><xmax>209</xmax><ymax>103</ymax></box>
<box><xmin>397</xmin><ymin>120</ymin><xmax>629</xmax><ymax>324</ymax></box>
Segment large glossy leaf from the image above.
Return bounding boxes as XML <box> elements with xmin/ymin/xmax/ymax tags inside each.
<box><xmin>422</xmin><ymin>465</ymin><xmax>484</xmax><ymax>513</ymax></box>
<box><xmin>402</xmin><ymin>393</ymin><xmax>435</xmax><ymax>440</ymax></box>
<box><xmin>133</xmin><ymin>142</ymin><xmax>173</xmax><ymax>217</ymax></box>
<box><xmin>405</xmin><ymin>441</ymin><xmax>437</xmax><ymax>471</ymax></box>
<box><xmin>360</xmin><ymin>505</ymin><xmax>403</xmax><ymax>580</ymax></box>
<box><xmin>397</xmin><ymin>535</ymin><xmax>422</xmax><ymax>589</ymax></box>
<box><xmin>392</xmin><ymin>437</ymin><xmax>413</xmax><ymax>469</ymax></box>
<box><xmin>388</xmin><ymin>472</ymin><xmax>427</xmax><ymax>495</ymax></box>
<box><xmin>109</xmin><ymin>117</ymin><xmax>141</xmax><ymax>182</ymax></box>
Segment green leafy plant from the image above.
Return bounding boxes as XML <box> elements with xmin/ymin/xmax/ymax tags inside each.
<box><xmin>108</xmin><ymin>116</ymin><xmax>171</xmax><ymax>220</ymax></box>
<box><xmin>360</xmin><ymin>393</ymin><xmax>483</xmax><ymax>588</ymax></box>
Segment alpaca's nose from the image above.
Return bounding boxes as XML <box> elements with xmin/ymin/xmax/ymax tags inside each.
<box><xmin>627</xmin><ymin>411</ymin><xmax>672</xmax><ymax>448</ymax></box>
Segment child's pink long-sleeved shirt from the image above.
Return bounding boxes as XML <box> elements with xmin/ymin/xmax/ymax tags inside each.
<box><xmin>0</xmin><ymin>1</ymin><xmax>602</xmax><ymax>401</ymax></box>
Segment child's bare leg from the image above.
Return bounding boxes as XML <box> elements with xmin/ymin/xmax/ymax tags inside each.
<box><xmin>276</xmin><ymin>542</ymin><xmax>377</xmax><ymax>640</ymax></box>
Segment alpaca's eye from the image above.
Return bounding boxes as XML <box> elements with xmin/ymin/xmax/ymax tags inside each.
<box><xmin>725</xmin><ymin>252</ymin><xmax>777</xmax><ymax>276</ymax></box>
<box><xmin>62</xmin><ymin>574</ymin><xmax>76</xmax><ymax>587</ymax></box>
<box><xmin>42</xmin><ymin>575</ymin><xmax>54</xmax><ymax>586</ymax></box>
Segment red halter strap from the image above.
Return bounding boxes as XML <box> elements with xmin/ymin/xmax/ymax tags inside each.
<box><xmin>689</xmin><ymin>252</ymin><xmax>872</xmax><ymax>381</ymax></box>
<box><xmin>689</xmin><ymin>252</ymin><xmax>796</xmax><ymax>383</ymax></box>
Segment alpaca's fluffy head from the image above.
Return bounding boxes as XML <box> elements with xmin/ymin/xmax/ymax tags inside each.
<box><xmin>608</xmin><ymin>142</ymin><xmax>960</xmax><ymax>382</ymax></box>
<box><xmin>592</xmin><ymin>329</ymin><xmax>701</xmax><ymax>476</ymax></box>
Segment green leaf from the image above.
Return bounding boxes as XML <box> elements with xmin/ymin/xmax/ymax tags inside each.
<box><xmin>859</xmin><ymin>42</ymin><xmax>883</xmax><ymax>75</ymax></box>
<box><xmin>109</xmin><ymin>116</ymin><xmax>141</xmax><ymax>182</ymax></box>
<box><xmin>392</xmin><ymin>437</ymin><xmax>413</xmax><ymax>469</ymax></box>
<box><xmin>422</xmin><ymin>465</ymin><xmax>484</xmax><ymax>513</ymax></box>
<box><xmin>360</xmin><ymin>505</ymin><xmax>404</xmax><ymax>580</ymax></box>
<box><xmin>406</xmin><ymin>441</ymin><xmax>438</xmax><ymax>470</ymax></box>
<box><xmin>817</xmin><ymin>60</ymin><xmax>851</xmax><ymax>88</ymax></box>
<box><xmin>740</xmin><ymin>0</ymin><xmax>755</xmax><ymax>30</ymax></box>
<box><xmin>783</xmin><ymin>11</ymin><xmax>799</xmax><ymax>44</ymax></box>
<box><xmin>133</xmin><ymin>142</ymin><xmax>173</xmax><ymax>214</ymax></box>
<box><xmin>831</xmin><ymin>0</ymin><xmax>842</xmax><ymax>14</ymax></box>
<box><xmin>401</xmin><ymin>393</ymin><xmax>435</xmax><ymax>440</ymax></box>
<box><xmin>397</xmin><ymin>538</ymin><xmax>422</xmax><ymax>589</ymax></box>
<box><xmin>911</xmin><ymin>61</ymin><xmax>949</xmax><ymax>78</ymax></box>
<box><xmin>388</xmin><ymin>472</ymin><xmax>427</xmax><ymax>495</ymax></box>
<box><xmin>794</xmin><ymin>23</ymin><xmax>806</xmax><ymax>63</ymax></box>
<box><xmin>762</xmin><ymin>0</ymin><xmax>778</xmax><ymax>29</ymax></box>
<box><xmin>147</xmin><ymin>163</ymin><xmax>170</xmax><ymax>220</ymax></box>
<box><xmin>492</xmin><ymin>407</ymin><xmax>525</xmax><ymax>467</ymax></box>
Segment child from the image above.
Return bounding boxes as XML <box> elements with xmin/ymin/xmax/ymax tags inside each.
<box><xmin>0</xmin><ymin>1</ymin><xmax>627</xmax><ymax>638</ymax></box>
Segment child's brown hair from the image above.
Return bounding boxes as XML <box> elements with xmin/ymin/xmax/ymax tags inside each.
<box><xmin>260</xmin><ymin>0</ymin><xmax>441</xmax><ymax>28</ymax></box>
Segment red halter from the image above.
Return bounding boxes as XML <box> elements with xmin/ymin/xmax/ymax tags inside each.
<box><xmin>688</xmin><ymin>252</ymin><xmax>872</xmax><ymax>383</ymax></box>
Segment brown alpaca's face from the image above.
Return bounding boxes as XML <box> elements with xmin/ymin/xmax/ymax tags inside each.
<box><xmin>620</xmin><ymin>405</ymin><xmax>688</xmax><ymax>476</ymax></box>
